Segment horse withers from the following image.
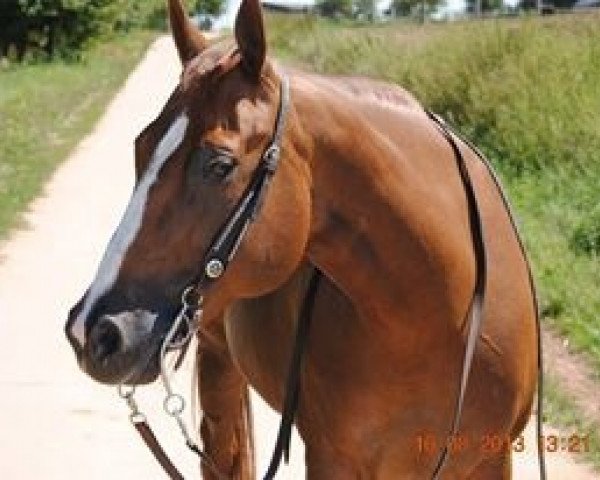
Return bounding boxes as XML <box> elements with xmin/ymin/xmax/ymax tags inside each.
<box><xmin>65</xmin><ymin>0</ymin><xmax>540</xmax><ymax>478</ymax></box>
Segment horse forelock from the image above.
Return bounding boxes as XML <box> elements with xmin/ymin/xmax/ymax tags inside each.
<box><xmin>181</xmin><ymin>40</ymin><xmax>241</xmax><ymax>90</ymax></box>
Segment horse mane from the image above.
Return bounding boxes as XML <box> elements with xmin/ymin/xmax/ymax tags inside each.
<box><xmin>287</xmin><ymin>67</ymin><xmax>423</xmax><ymax>114</ymax></box>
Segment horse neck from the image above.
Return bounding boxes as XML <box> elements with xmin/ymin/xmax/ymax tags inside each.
<box><xmin>290</xmin><ymin>75</ymin><xmax>475</xmax><ymax>327</ymax></box>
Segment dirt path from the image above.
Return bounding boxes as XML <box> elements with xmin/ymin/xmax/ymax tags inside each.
<box><xmin>0</xmin><ymin>36</ymin><xmax>596</xmax><ymax>479</ymax></box>
<box><xmin>542</xmin><ymin>326</ymin><xmax>600</xmax><ymax>425</ymax></box>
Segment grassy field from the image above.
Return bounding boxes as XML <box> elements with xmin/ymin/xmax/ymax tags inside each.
<box><xmin>0</xmin><ymin>30</ymin><xmax>158</xmax><ymax>238</ymax></box>
<box><xmin>266</xmin><ymin>12</ymin><xmax>600</xmax><ymax>374</ymax></box>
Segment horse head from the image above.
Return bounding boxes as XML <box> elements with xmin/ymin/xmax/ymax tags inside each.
<box><xmin>65</xmin><ymin>0</ymin><xmax>312</xmax><ymax>385</ymax></box>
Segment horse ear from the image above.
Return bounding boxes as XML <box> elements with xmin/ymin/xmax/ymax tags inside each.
<box><xmin>234</xmin><ymin>0</ymin><xmax>266</xmax><ymax>82</ymax></box>
<box><xmin>168</xmin><ymin>0</ymin><xmax>208</xmax><ymax>64</ymax></box>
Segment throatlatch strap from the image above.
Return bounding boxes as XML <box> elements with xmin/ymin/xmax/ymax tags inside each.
<box><xmin>425</xmin><ymin>110</ymin><xmax>488</xmax><ymax>480</ymax></box>
<box><xmin>264</xmin><ymin>269</ymin><xmax>322</xmax><ymax>480</ymax></box>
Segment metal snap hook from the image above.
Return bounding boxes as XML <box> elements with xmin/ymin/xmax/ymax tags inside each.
<box><xmin>163</xmin><ymin>393</ymin><xmax>186</xmax><ymax>417</ymax></box>
<box><xmin>117</xmin><ymin>384</ymin><xmax>135</xmax><ymax>399</ymax></box>
<box><xmin>129</xmin><ymin>412</ymin><xmax>146</xmax><ymax>424</ymax></box>
<box><xmin>181</xmin><ymin>285</ymin><xmax>204</xmax><ymax>311</ymax></box>
<box><xmin>181</xmin><ymin>285</ymin><xmax>197</xmax><ymax>309</ymax></box>
<box><xmin>117</xmin><ymin>385</ymin><xmax>146</xmax><ymax>424</ymax></box>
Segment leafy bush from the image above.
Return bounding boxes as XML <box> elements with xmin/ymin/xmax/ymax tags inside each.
<box><xmin>0</xmin><ymin>1</ymin><xmax>107</xmax><ymax>60</ymax></box>
<box><xmin>0</xmin><ymin>0</ymin><xmax>205</xmax><ymax>61</ymax></box>
<box><xmin>195</xmin><ymin>0</ymin><xmax>224</xmax><ymax>16</ymax></box>
<box><xmin>571</xmin><ymin>204</ymin><xmax>600</xmax><ymax>256</ymax></box>
<box><xmin>317</xmin><ymin>0</ymin><xmax>354</xmax><ymax>17</ymax></box>
<box><xmin>103</xmin><ymin>0</ymin><xmax>169</xmax><ymax>31</ymax></box>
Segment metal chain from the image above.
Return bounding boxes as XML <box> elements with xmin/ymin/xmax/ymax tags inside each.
<box><xmin>118</xmin><ymin>384</ymin><xmax>146</xmax><ymax>424</ymax></box>
<box><xmin>117</xmin><ymin>287</ymin><xmax>229</xmax><ymax>479</ymax></box>
<box><xmin>159</xmin><ymin>287</ymin><xmax>203</xmax><ymax>449</ymax></box>
<box><xmin>158</xmin><ymin>294</ymin><xmax>228</xmax><ymax>480</ymax></box>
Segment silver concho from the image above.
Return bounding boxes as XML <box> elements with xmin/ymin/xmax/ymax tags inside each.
<box><xmin>205</xmin><ymin>259</ymin><xmax>225</xmax><ymax>279</ymax></box>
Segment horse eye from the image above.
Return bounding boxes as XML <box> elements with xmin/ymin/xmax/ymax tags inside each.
<box><xmin>188</xmin><ymin>148</ymin><xmax>237</xmax><ymax>183</ymax></box>
<box><xmin>204</xmin><ymin>154</ymin><xmax>236</xmax><ymax>180</ymax></box>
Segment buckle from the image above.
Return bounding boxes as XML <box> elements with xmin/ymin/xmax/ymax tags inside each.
<box><xmin>263</xmin><ymin>144</ymin><xmax>280</xmax><ymax>172</ymax></box>
<box><xmin>181</xmin><ymin>285</ymin><xmax>202</xmax><ymax>310</ymax></box>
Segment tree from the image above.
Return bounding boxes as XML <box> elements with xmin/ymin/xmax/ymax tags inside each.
<box><xmin>317</xmin><ymin>0</ymin><xmax>353</xmax><ymax>17</ymax></box>
<box><xmin>354</xmin><ymin>0</ymin><xmax>376</xmax><ymax>20</ymax></box>
<box><xmin>194</xmin><ymin>0</ymin><xmax>224</xmax><ymax>16</ymax></box>
<box><xmin>0</xmin><ymin>0</ymin><xmax>112</xmax><ymax>59</ymax></box>
<box><xmin>465</xmin><ymin>0</ymin><xmax>503</xmax><ymax>13</ymax></box>
<box><xmin>391</xmin><ymin>0</ymin><xmax>415</xmax><ymax>16</ymax></box>
<box><xmin>519</xmin><ymin>0</ymin><xmax>577</xmax><ymax>9</ymax></box>
<box><xmin>391</xmin><ymin>0</ymin><xmax>444</xmax><ymax>19</ymax></box>
<box><xmin>0</xmin><ymin>0</ymin><xmax>174</xmax><ymax>61</ymax></box>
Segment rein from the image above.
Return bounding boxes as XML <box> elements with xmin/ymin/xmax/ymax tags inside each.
<box><xmin>427</xmin><ymin>115</ymin><xmax>547</xmax><ymax>480</ymax></box>
<box><xmin>425</xmin><ymin>111</ymin><xmax>487</xmax><ymax>479</ymax></box>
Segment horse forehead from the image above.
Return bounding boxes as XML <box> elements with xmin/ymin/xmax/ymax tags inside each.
<box><xmin>181</xmin><ymin>41</ymin><xmax>237</xmax><ymax>88</ymax></box>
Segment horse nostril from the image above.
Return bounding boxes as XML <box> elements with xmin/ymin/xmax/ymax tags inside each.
<box><xmin>89</xmin><ymin>319</ymin><xmax>122</xmax><ymax>364</ymax></box>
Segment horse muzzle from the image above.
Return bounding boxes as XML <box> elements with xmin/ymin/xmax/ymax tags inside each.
<box><xmin>78</xmin><ymin>310</ymin><xmax>163</xmax><ymax>385</ymax></box>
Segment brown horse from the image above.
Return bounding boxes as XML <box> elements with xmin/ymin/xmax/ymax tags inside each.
<box><xmin>65</xmin><ymin>0</ymin><xmax>540</xmax><ymax>478</ymax></box>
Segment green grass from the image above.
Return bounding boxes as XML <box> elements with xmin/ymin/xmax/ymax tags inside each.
<box><xmin>0</xmin><ymin>30</ymin><xmax>158</xmax><ymax>237</ymax></box>
<box><xmin>266</xmin><ymin>12</ymin><xmax>600</xmax><ymax>373</ymax></box>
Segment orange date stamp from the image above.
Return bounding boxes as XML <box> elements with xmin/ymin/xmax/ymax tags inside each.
<box><xmin>415</xmin><ymin>432</ymin><xmax>592</xmax><ymax>456</ymax></box>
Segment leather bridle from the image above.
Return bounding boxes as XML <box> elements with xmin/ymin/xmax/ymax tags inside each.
<box><xmin>119</xmin><ymin>73</ymin><xmax>297</xmax><ymax>480</ymax></box>
<box><xmin>117</xmin><ymin>73</ymin><xmax>546</xmax><ymax>480</ymax></box>
<box><xmin>189</xmin><ymin>73</ymin><xmax>291</xmax><ymax>292</ymax></box>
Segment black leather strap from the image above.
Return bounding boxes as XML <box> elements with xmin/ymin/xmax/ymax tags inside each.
<box><xmin>425</xmin><ymin>110</ymin><xmax>488</xmax><ymax>480</ymax></box>
<box><xmin>189</xmin><ymin>75</ymin><xmax>291</xmax><ymax>292</ymax></box>
<box><xmin>428</xmin><ymin>112</ymin><xmax>546</xmax><ymax>480</ymax></box>
<box><xmin>264</xmin><ymin>269</ymin><xmax>322</xmax><ymax>480</ymax></box>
